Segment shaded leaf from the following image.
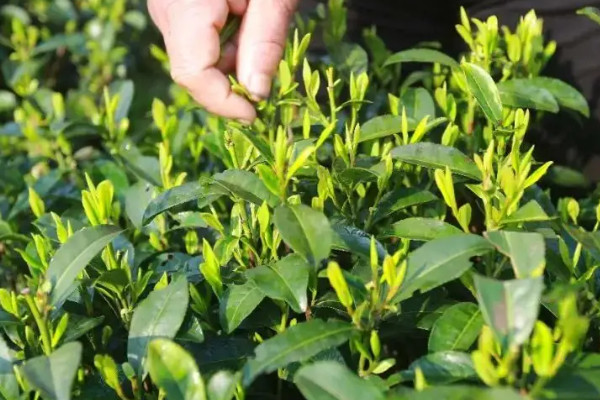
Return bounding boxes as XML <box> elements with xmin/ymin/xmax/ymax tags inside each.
<box><xmin>331</xmin><ymin>223</ymin><xmax>387</xmax><ymax>260</ymax></box>
<box><xmin>497</xmin><ymin>80</ymin><xmax>559</xmax><ymax>113</ymax></box>
<box><xmin>428</xmin><ymin>303</ymin><xmax>483</xmax><ymax>353</ymax></box>
<box><xmin>220</xmin><ymin>281</ymin><xmax>265</xmax><ymax>334</ymax></box>
<box><xmin>373</xmin><ymin>188</ymin><xmax>438</xmax><ymax>223</ymax></box>
<box><xmin>0</xmin><ymin>335</ymin><xmax>18</xmax><ymax>400</ymax></box>
<box><xmin>143</xmin><ymin>181</ymin><xmax>218</xmax><ymax>225</ymax></box>
<box><xmin>21</xmin><ymin>342</ymin><xmax>82</xmax><ymax>400</ymax></box>
<box><xmin>242</xmin><ymin>320</ymin><xmax>354</xmax><ymax>386</ymax></box>
<box><xmin>528</xmin><ymin>77</ymin><xmax>589</xmax><ymax>117</ymax></box>
<box><xmin>400</xmin><ymin>351</ymin><xmax>476</xmax><ymax>384</ymax></box>
<box><xmin>213</xmin><ymin>170</ymin><xmax>279</xmax><ymax>207</ymax></box>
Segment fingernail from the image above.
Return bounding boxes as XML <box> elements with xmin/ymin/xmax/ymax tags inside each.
<box><xmin>247</xmin><ymin>73</ymin><xmax>272</xmax><ymax>100</ymax></box>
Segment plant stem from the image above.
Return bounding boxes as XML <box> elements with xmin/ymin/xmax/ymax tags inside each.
<box><xmin>24</xmin><ymin>294</ymin><xmax>52</xmax><ymax>355</ymax></box>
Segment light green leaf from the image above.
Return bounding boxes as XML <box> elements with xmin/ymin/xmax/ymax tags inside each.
<box><xmin>220</xmin><ymin>281</ymin><xmax>265</xmax><ymax>334</ymax></box>
<box><xmin>242</xmin><ymin>320</ymin><xmax>354</xmax><ymax>386</ymax></box>
<box><xmin>402</xmin><ymin>88</ymin><xmax>436</xmax><ymax>121</ymax></box>
<box><xmin>47</xmin><ymin>225</ymin><xmax>122</xmax><ymax>307</ymax></box>
<box><xmin>497</xmin><ymin>79</ymin><xmax>559</xmax><ymax>113</ymax></box>
<box><xmin>21</xmin><ymin>342</ymin><xmax>82</xmax><ymax>400</ymax></box>
<box><xmin>248</xmin><ymin>254</ymin><xmax>310</xmax><ymax>313</ymax></box>
<box><xmin>207</xmin><ymin>370</ymin><xmax>237</xmax><ymax>400</ymax></box>
<box><xmin>461</xmin><ymin>62</ymin><xmax>503</xmax><ymax>125</ymax></box>
<box><xmin>381</xmin><ymin>218</ymin><xmax>462</xmax><ymax>241</ymax></box>
<box><xmin>384</xmin><ymin>48</ymin><xmax>460</xmax><ymax>69</ymax></box>
<box><xmin>578</xmin><ymin>7</ymin><xmax>600</xmax><ymax>25</ymax></box>
<box><xmin>274</xmin><ymin>204</ymin><xmax>332</xmax><ymax>266</ymax></box>
<box><xmin>294</xmin><ymin>361</ymin><xmax>385</xmax><ymax>400</ymax></box>
<box><xmin>428</xmin><ymin>303</ymin><xmax>483</xmax><ymax>353</ymax></box>
<box><xmin>485</xmin><ymin>231</ymin><xmax>545</xmax><ymax>278</ymax></box>
<box><xmin>358</xmin><ymin>115</ymin><xmax>446</xmax><ymax>143</ymax></box>
<box><xmin>148</xmin><ymin>339</ymin><xmax>206</xmax><ymax>400</ymax></box>
<box><xmin>528</xmin><ymin>77</ymin><xmax>590</xmax><ymax>117</ymax></box>
<box><xmin>474</xmin><ymin>275</ymin><xmax>543</xmax><ymax>349</ymax></box>
<box><xmin>391</xmin><ymin>143</ymin><xmax>481</xmax><ymax>181</ymax></box>
<box><xmin>502</xmin><ymin>200</ymin><xmax>550</xmax><ymax>225</ymax></box>
<box><xmin>128</xmin><ymin>274</ymin><xmax>189</xmax><ymax>376</ymax></box>
<box><xmin>396</xmin><ymin>234</ymin><xmax>494</xmax><ymax>302</ymax></box>
<box><xmin>213</xmin><ymin>170</ymin><xmax>279</xmax><ymax>207</ymax></box>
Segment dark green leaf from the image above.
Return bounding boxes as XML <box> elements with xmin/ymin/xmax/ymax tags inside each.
<box><xmin>0</xmin><ymin>335</ymin><xmax>18</xmax><ymax>400</ymax></box>
<box><xmin>391</xmin><ymin>143</ymin><xmax>481</xmax><ymax>181</ymax></box>
<box><xmin>461</xmin><ymin>62</ymin><xmax>503</xmax><ymax>125</ymax></box>
<box><xmin>428</xmin><ymin>303</ymin><xmax>483</xmax><ymax>353</ymax></box>
<box><xmin>402</xmin><ymin>88</ymin><xmax>436</xmax><ymax>121</ymax></box>
<box><xmin>392</xmin><ymin>385</ymin><xmax>525</xmax><ymax>400</ymax></box>
<box><xmin>373</xmin><ymin>188</ymin><xmax>438</xmax><ymax>223</ymax></box>
<box><xmin>21</xmin><ymin>342</ymin><xmax>82</xmax><ymax>400</ymax></box>
<box><xmin>116</xmin><ymin>143</ymin><xmax>161</xmax><ymax>186</ymax></box>
<box><xmin>359</xmin><ymin>115</ymin><xmax>446</xmax><ymax>143</ymax></box>
<box><xmin>485</xmin><ymin>231</ymin><xmax>545</xmax><ymax>278</ymax></box>
<box><xmin>143</xmin><ymin>181</ymin><xmax>218</xmax><ymax>225</ymax></box>
<box><xmin>125</xmin><ymin>181</ymin><xmax>155</xmax><ymax>228</ymax></box>
<box><xmin>546</xmin><ymin>353</ymin><xmax>600</xmax><ymax>399</ymax></box>
<box><xmin>331</xmin><ymin>223</ymin><xmax>387</xmax><ymax>260</ymax></box>
<box><xmin>128</xmin><ymin>274</ymin><xmax>189</xmax><ymax>376</ymax></box>
<box><xmin>564</xmin><ymin>226</ymin><xmax>600</xmax><ymax>263</ymax></box>
<box><xmin>497</xmin><ymin>80</ymin><xmax>559</xmax><ymax>113</ymax></box>
<box><xmin>47</xmin><ymin>225</ymin><xmax>122</xmax><ymax>307</ymax></box>
<box><xmin>381</xmin><ymin>218</ymin><xmax>462</xmax><ymax>241</ymax></box>
<box><xmin>274</xmin><ymin>204</ymin><xmax>332</xmax><ymax>266</ymax></box>
<box><xmin>220</xmin><ymin>281</ymin><xmax>265</xmax><ymax>334</ymax></box>
<box><xmin>213</xmin><ymin>170</ymin><xmax>279</xmax><ymax>207</ymax></box>
<box><xmin>384</xmin><ymin>48</ymin><xmax>459</xmax><ymax>69</ymax></box>
<box><xmin>474</xmin><ymin>275</ymin><xmax>543</xmax><ymax>349</ymax></box>
<box><xmin>397</xmin><ymin>234</ymin><xmax>494</xmax><ymax>301</ymax></box>
<box><xmin>400</xmin><ymin>351</ymin><xmax>476</xmax><ymax>384</ymax></box>
<box><xmin>528</xmin><ymin>77</ymin><xmax>590</xmax><ymax>117</ymax></box>
<box><xmin>294</xmin><ymin>361</ymin><xmax>385</xmax><ymax>400</ymax></box>
<box><xmin>62</xmin><ymin>315</ymin><xmax>104</xmax><ymax>343</ymax></box>
<box><xmin>242</xmin><ymin>320</ymin><xmax>354</xmax><ymax>386</ymax></box>
<box><xmin>148</xmin><ymin>339</ymin><xmax>206</xmax><ymax>400</ymax></box>
<box><xmin>248</xmin><ymin>254</ymin><xmax>310</xmax><ymax>313</ymax></box>
<box><xmin>545</xmin><ymin>165</ymin><xmax>591</xmax><ymax>188</ymax></box>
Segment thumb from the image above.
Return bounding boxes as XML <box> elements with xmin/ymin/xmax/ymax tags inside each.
<box><xmin>237</xmin><ymin>0</ymin><xmax>298</xmax><ymax>99</ymax></box>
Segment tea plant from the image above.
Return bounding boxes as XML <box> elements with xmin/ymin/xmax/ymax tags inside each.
<box><xmin>1</xmin><ymin>1</ymin><xmax>600</xmax><ymax>399</ymax></box>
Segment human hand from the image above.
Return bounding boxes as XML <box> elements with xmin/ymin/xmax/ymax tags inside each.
<box><xmin>147</xmin><ymin>0</ymin><xmax>299</xmax><ymax>123</ymax></box>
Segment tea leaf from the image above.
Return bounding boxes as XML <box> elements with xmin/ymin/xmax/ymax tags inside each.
<box><xmin>125</xmin><ymin>181</ymin><xmax>155</xmax><ymax>228</ymax></box>
<box><xmin>528</xmin><ymin>77</ymin><xmax>590</xmax><ymax>117</ymax></box>
<box><xmin>384</xmin><ymin>48</ymin><xmax>460</xmax><ymax>69</ymax></box>
<box><xmin>21</xmin><ymin>342</ymin><xmax>82</xmax><ymax>400</ymax></box>
<box><xmin>294</xmin><ymin>361</ymin><xmax>385</xmax><ymax>400</ymax></box>
<box><xmin>207</xmin><ymin>370</ymin><xmax>237</xmax><ymax>400</ymax></box>
<box><xmin>461</xmin><ymin>62</ymin><xmax>503</xmax><ymax>125</ymax></box>
<box><xmin>474</xmin><ymin>275</ymin><xmax>543</xmax><ymax>349</ymax></box>
<box><xmin>359</xmin><ymin>115</ymin><xmax>446</xmax><ymax>143</ymax></box>
<box><xmin>148</xmin><ymin>339</ymin><xmax>206</xmax><ymax>400</ymax></box>
<box><xmin>485</xmin><ymin>231</ymin><xmax>545</xmax><ymax>278</ymax></box>
<box><xmin>143</xmin><ymin>181</ymin><xmax>218</xmax><ymax>225</ymax></box>
<box><xmin>381</xmin><ymin>217</ymin><xmax>462</xmax><ymax>241</ymax></box>
<box><xmin>502</xmin><ymin>200</ymin><xmax>550</xmax><ymax>224</ymax></box>
<box><xmin>391</xmin><ymin>143</ymin><xmax>481</xmax><ymax>181</ymax></box>
<box><xmin>331</xmin><ymin>223</ymin><xmax>387</xmax><ymax>259</ymax></box>
<box><xmin>128</xmin><ymin>274</ymin><xmax>189</xmax><ymax>376</ymax></box>
<box><xmin>249</xmin><ymin>254</ymin><xmax>310</xmax><ymax>313</ymax></box>
<box><xmin>428</xmin><ymin>303</ymin><xmax>483</xmax><ymax>352</ymax></box>
<box><xmin>47</xmin><ymin>225</ymin><xmax>122</xmax><ymax>307</ymax></box>
<box><xmin>220</xmin><ymin>281</ymin><xmax>265</xmax><ymax>334</ymax></box>
<box><xmin>274</xmin><ymin>204</ymin><xmax>332</xmax><ymax>266</ymax></box>
<box><xmin>373</xmin><ymin>188</ymin><xmax>438</xmax><ymax>223</ymax></box>
<box><xmin>0</xmin><ymin>335</ymin><xmax>18</xmax><ymax>400</ymax></box>
<box><xmin>401</xmin><ymin>351</ymin><xmax>476</xmax><ymax>384</ymax></box>
<box><xmin>213</xmin><ymin>169</ymin><xmax>279</xmax><ymax>207</ymax></box>
<box><xmin>498</xmin><ymin>79</ymin><xmax>559</xmax><ymax>113</ymax></box>
<box><xmin>243</xmin><ymin>319</ymin><xmax>354</xmax><ymax>385</ymax></box>
<box><xmin>397</xmin><ymin>234</ymin><xmax>494</xmax><ymax>302</ymax></box>
<box><xmin>395</xmin><ymin>386</ymin><xmax>525</xmax><ymax>399</ymax></box>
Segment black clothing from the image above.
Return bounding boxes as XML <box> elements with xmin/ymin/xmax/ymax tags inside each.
<box><xmin>346</xmin><ymin>0</ymin><xmax>600</xmax><ymax>180</ymax></box>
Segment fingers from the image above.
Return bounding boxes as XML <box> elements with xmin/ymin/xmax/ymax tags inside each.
<box><xmin>149</xmin><ymin>0</ymin><xmax>256</xmax><ymax>122</ymax></box>
<box><xmin>237</xmin><ymin>0</ymin><xmax>298</xmax><ymax>99</ymax></box>
<box><xmin>227</xmin><ymin>0</ymin><xmax>248</xmax><ymax>15</ymax></box>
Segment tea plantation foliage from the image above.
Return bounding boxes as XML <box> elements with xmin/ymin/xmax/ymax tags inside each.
<box><xmin>2</xmin><ymin>1</ymin><xmax>600</xmax><ymax>399</ymax></box>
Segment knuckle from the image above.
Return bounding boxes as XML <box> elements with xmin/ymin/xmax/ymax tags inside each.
<box><xmin>170</xmin><ymin>66</ymin><xmax>198</xmax><ymax>88</ymax></box>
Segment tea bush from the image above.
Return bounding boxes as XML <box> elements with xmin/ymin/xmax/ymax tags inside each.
<box><xmin>1</xmin><ymin>1</ymin><xmax>600</xmax><ymax>399</ymax></box>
